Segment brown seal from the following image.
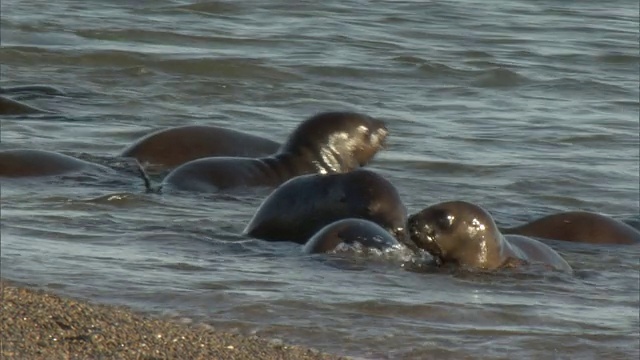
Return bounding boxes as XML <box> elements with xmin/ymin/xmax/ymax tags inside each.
<box><xmin>0</xmin><ymin>95</ymin><xmax>48</xmax><ymax>115</ymax></box>
<box><xmin>0</xmin><ymin>149</ymin><xmax>111</xmax><ymax>177</ymax></box>
<box><xmin>0</xmin><ymin>149</ymin><xmax>152</xmax><ymax>191</ymax></box>
<box><xmin>162</xmin><ymin>111</ymin><xmax>388</xmax><ymax>193</ymax></box>
<box><xmin>502</xmin><ymin>211</ymin><xmax>640</xmax><ymax>245</ymax></box>
<box><xmin>407</xmin><ymin>201</ymin><xmax>572</xmax><ymax>272</ymax></box>
<box><xmin>120</xmin><ymin>125</ymin><xmax>280</xmax><ymax>171</ymax></box>
<box><xmin>244</xmin><ymin>169</ymin><xmax>412</xmax><ymax>249</ymax></box>
<box><xmin>303</xmin><ymin>218</ymin><xmax>401</xmax><ymax>254</ymax></box>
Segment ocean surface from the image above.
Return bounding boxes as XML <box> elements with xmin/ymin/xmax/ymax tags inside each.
<box><xmin>1</xmin><ymin>0</ymin><xmax>639</xmax><ymax>359</ymax></box>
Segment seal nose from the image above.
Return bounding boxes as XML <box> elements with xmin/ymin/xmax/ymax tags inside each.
<box><xmin>377</xmin><ymin>124</ymin><xmax>388</xmax><ymax>137</ymax></box>
<box><xmin>407</xmin><ymin>215</ymin><xmax>433</xmax><ymax>246</ymax></box>
<box><xmin>407</xmin><ymin>215</ymin><xmax>420</xmax><ymax>234</ymax></box>
<box><xmin>392</xmin><ymin>226</ymin><xmax>420</xmax><ymax>253</ymax></box>
<box><xmin>372</xmin><ymin>125</ymin><xmax>389</xmax><ymax>148</ymax></box>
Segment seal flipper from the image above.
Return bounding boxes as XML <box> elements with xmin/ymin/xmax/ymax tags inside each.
<box><xmin>133</xmin><ymin>160</ymin><xmax>162</xmax><ymax>194</ymax></box>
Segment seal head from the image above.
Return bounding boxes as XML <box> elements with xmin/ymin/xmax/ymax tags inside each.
<box><xmin>278</xmin><ymin>111</ymin><xmax>388</xmax><ymax>173</ymax></box>
<box><xmin>244</xmin><ymin>169</ymin><xmax>410</xmax><ymax>247</ymax></box>
<box><xmin>408</xmin><ymin>201</ymin><xmax>504</xmax><ymax>268</ymax></box>
<box><xmin>303</xmin><ymin>218</ymin><xmax>401</xmax><ymax>254</ymax></box>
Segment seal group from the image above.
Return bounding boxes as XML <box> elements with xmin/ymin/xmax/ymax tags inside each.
<box><xmin>3</xmin><ymin>92</ymin><xmax>638</xmax><ymax>274</ymax></box>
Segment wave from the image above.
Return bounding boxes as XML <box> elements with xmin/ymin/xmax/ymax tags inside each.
<box><xmin>75</xmin><ymin>28</ymin><xmax>285</xmax><ymax>48</ymax></box>
<box><xmin>1</xmin><ymin>46</ymin><xmax>302</xmax><ymax>79</ymax></box>
<box><xmin>156</xmin><ymin>1</ymin><xmax>242</xmax><ymax>15</ymax></box>
<box><xmin>526</xmin><ymin>77</ymin><xmax>631</xmax><ymax>96</ymax></box>
<box><xmin>471</xmin><ymin>67</ymin><xmax>531</xmax><ymax>88</ymax></box>
<box><xmin>596</xmin><ymin>52</ymin><xmax>640</xmax><ymax>65</ymax></box>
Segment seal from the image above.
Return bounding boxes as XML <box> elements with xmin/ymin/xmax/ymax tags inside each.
<box><xmin>407</xmin><ymin>201</ymin><xmax>572</xmax><ymax>272</ymax></box>
<box><xmin>0</xmin><ymin>95</ymin><xmax>48</xmax><ymax>115</ymax></box>
<box><xmin>0</xmin><ymin>149</ymin><xmax>152</xmax><ymax>191</ymax></box>
<box><xmin>303</xmin><ymin>218</ymin><xmax>401</xmax><ymax>254</ymax></box>
<box><xmin>0</xmin><ymin>149</ymin><xmax>111</xmax><ymax>177</ymax></box>
<box><xmin>502</xmin><ymin>211</ymin><xmax>640</xmax><ymax>245</ymax></box>
<box><xmin>244</xmin><ymin>169</ymin><xmax>412</xmax><ymax>249</ymax></box>
<box><xmin>120</xmin><ymin>125</ymin><xmax>280</xmax><ymax>170</ymax></box>
<box><xmin>162</xmin><ymin>111</ymin><xmax>388</xmax><ymax>193</ymax></box>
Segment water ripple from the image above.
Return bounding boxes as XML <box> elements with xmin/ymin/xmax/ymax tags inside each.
<box><xmin>1</xmin><ymin>0</ymin><xmax>638</xmax><ymax>358</ymax></box>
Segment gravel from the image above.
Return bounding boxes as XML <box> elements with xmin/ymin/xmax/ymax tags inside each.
<box><xmin>1</xmin><ymin>279</ymin><xmax>349</xmax><ymax>360</ymax></box>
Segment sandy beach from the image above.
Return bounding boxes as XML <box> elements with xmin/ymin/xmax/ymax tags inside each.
<box><xmin>0</xmin><ymin>279</ymin><xmax>349</xmax><ymax>360</ymax></box>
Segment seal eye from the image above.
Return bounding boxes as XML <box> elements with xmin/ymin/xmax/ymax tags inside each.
<box><xmin>433</xmin><ymin>210</ymin><xmax>454</xmax><ymax>231</ymax></box>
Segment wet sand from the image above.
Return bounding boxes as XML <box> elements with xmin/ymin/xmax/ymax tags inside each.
<box><xmin>0</xmin><ymin>279</ymin><xmax>348</xmax><ymax>360</ymax></box>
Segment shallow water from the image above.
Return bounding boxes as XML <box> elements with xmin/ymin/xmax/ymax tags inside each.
<box><xmin>1</xmin><ymin>0</ymin><xmax>639</xmax><ymax>359</ymax></box>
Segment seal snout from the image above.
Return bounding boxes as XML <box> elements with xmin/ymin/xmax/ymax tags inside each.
<box><xmin>391</xmin><ymin>226</ymin><xmax>420</xmax><ymax>253</ymax></box>
<box><xmin>408</xmin><ymin>213</ymin><xmax>442</xmax><ymax>257</ymax></box>
<box><xmin>408</xmin><ymin>215</ymin><xmax>428</xmax><ymax>242</ymax></box>
<box><xmin>371</xmin><ymin>124</ymin><xmax>389</xmax><ymax>149</ymax></box>
<box><xmin>407</xmin><ymin>216</ymin><xmax>422</xmax><ymax>240</ymax></box>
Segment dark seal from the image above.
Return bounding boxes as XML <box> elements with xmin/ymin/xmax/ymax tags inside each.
<box><xmin>120</xmin><ymin>125</ymin><xmax>280</xmax><ymax>171</ymax></box>
<box><xmin>0</xmin><ymin>149</ymin><xmax>152</xmax><ymax>190</ymax></box>
<box><xmin>502</xmin><ymin>211</ymin><xmax>640</xmax><ymax>245</ymax></box>
<box><xmin>0</xmin><ymin>149</ymin><xmax>110</xmax><ymax>177</ymax></box>
<box><xmin>408</xmin><ymin>201</ymin><xmax>572</xmax><ymax>272</ymax></box>
<box><xmin>162</xmin><ymin>111</ymin><xmax>388</xmax><ymax>193</ymax></box>
<box><xmin>303</xmin><ymin>218</ymin><xmax>401</xmax><ymax>254</ymax></box>
<box><xmin>244</xmin><ymin>169</ymin><xmax>412</xmax><ymax>249</ymax></box>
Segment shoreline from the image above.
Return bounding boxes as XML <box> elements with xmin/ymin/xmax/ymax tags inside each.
<box><xmin>0</xmin><ymin>279</ymin><xmax>349</xmax><ymax>360</ymax></box>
